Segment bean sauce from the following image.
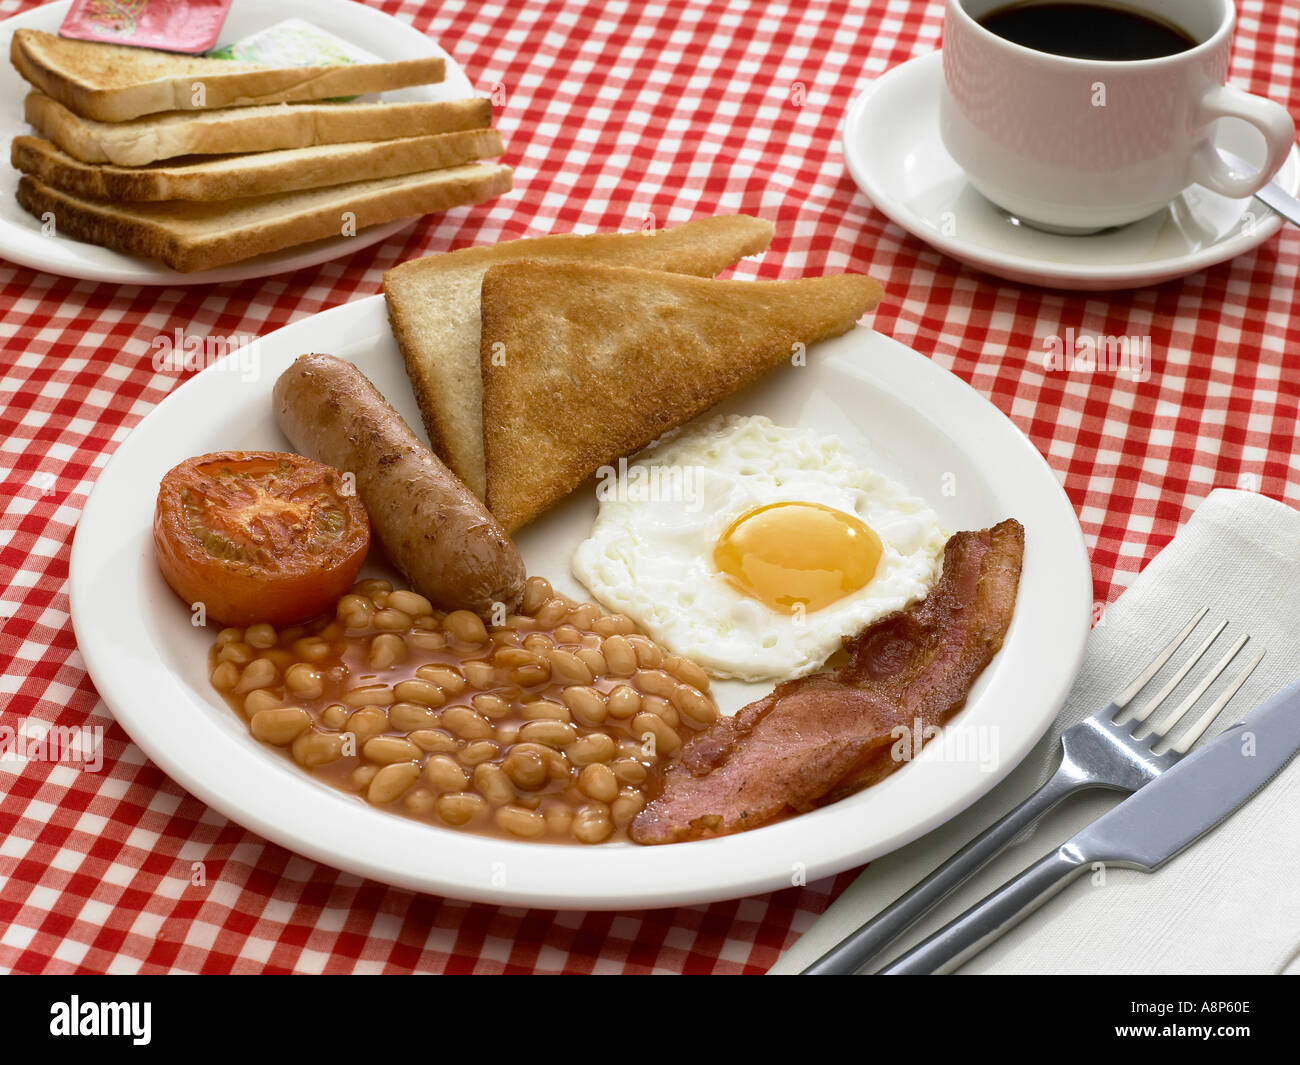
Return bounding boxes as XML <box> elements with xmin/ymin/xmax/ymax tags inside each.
<box><xmin>208</xmin><ymin>576</ymin><xmax>718</xmax><ymax>844</ymax></box>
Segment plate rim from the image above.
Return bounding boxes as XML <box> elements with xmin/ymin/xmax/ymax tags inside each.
<box><xmin>842</xmin><ymin>50</ymin><xmax>1296</xmax><ymax>289</ymax></box>
<box><xmin>69</xmin><ymin>293</ymin><xmax>1093</xmax><ymax>910</ymax></box>
<box><xmin>0</xmin><ymin>0</ymin><xmax>475</xmax><ymax>286</ymax></box>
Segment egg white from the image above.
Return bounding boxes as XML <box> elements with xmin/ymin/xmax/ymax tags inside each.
<box><xmin>571</xmin><ymin>415</ymin><xmax>948</xmax><ymax>682</ymax></box>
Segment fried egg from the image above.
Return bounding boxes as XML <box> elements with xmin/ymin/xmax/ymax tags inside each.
<box><xmin>571</xmin><ymin>415</ymin><xmax>947</xmax><ymax>681</ymax></box>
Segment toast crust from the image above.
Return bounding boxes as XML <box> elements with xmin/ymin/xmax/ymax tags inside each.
<box><xmin>16</xmin><ymin>164</ymin><xmax>513</xmax><ymax>272</ymax></box>
<box><xmin>382</xmin><ymin>215</ymin><xmax>776</xmax><ymax>499</ymax></box>
<box><xmin>12</xmin><ymin>29</ymin><xmax>446</xmax><ymax>121</ymax></box>
<box><xmin>478</xmin><ymin>262</ymin><xmax>883</xmax><ymax>532</ymax></box>
<box><xmin>24</xmin><ymin>92</ymin><xmax>493</xmax><ymax>166</ymax></box>
<box><xmin>11</xmin><ymin>129</ymin><xmax>505</xmax><ymax>201</ymax></box>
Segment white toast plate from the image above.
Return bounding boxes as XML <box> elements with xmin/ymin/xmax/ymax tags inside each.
<box><xmin>0</xmin><ymin>0</ymin><xmax>476</xmax><ymax>285</ymax></box>
<box><xmin>69</xmin><ymin>295</ymin><xmax>1093</xmax><ymax>909</ymax></box>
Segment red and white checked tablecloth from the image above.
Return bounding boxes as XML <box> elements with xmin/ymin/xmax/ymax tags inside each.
<box><xmin>2</xmin><ymin>0</ymin><xmax>1299</xmax><ymax>975</ymax></box>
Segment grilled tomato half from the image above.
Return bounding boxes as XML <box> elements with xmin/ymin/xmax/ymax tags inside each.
<box><xmin>153</xmin><ymin>451</ymin><xmax>370</xmax><ymax>626</ymax></box>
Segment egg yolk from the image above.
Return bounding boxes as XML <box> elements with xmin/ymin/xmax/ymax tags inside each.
<box><xmin>713</xmin><ymin>502</ymin><xmax>883</xmax><ymax>613</ymax></box>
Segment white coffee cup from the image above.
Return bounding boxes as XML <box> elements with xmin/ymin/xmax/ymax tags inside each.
<box><xmin>940</xmin><ymin>0</ymin><xmax>1296</xmax><ymax>232</ymax></box>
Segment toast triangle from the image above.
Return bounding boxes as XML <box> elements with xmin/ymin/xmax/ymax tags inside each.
<box><xmin>479</xmin><ymin>262</ymin><xmax>883</xmax><ymax>532</ymax></box>
<box><xmin>382</xmin><ymin>214</ymin><xmax>775</xmax><ymax>499</ymax></box>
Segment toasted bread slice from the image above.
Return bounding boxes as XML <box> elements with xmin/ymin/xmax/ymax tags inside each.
<box><xmin>12</xmin><ymin>129</ymin><xmax>505</xmax><ymax>202</ymax></box>
<box><xmin>16</xmin><ymin>164</ymin><xmax>512</xmax><ymax>273</ymax></box>
<box><xmin>11</xmin><ymin>28</ymin><xmax>446</xmax><ymax>122</ymax></box>
<box><xmin>479</xmin><ymin>263</ymin><xmax>883</xmax><ymax>532</ymax></box>
<box><xmin>382</xmin><ymin>215</ymin><xmax>774</xmax><ymax>499</ymax></box>
<box><xmin>24</xmin><ymin>92</ymin><xmax>493</xmax><ymax>167</ymax></box>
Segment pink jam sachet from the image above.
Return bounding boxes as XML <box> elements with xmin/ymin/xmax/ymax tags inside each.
<box><xmin>59</xmin><ymin>0</ymin><xmax>233</xmax><ymax>55</ymax></box>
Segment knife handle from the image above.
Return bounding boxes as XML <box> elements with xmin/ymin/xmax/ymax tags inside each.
<box><xmin>876</xmin><ymin>845</ymin><xmax>1090</xmax><ymax>974</ymax></box>
<box><xmin>803</xmin><ymin>764</ymin><xmax>1087</xmax><ymax>975</ymax></box>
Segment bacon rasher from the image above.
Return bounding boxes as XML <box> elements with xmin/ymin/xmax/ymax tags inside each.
<box><xmin>630</xmin><ymin>519</ymin><xmax>1024</xmax><ymax>844</ymax></box>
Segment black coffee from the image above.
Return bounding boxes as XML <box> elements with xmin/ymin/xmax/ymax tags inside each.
<box><xmin>978</xmin><ymin>2</ymin><xmax>1198</xmax><ymax>60</ymax></box>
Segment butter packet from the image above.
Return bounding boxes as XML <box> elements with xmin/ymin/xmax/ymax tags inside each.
<box><xmin>206</xmin><ymin>18</ymin><xmax>381</xmax><ymax>65</ymax></box>
<box><xmin>206</xmin><ymin>19</ymin><xmax>383</xmax><ymax>102</ymax></box>
<box><xmin>59</xmin><ymin>0</ymin><xmax>233</xmax><ymax>54</ymax></box>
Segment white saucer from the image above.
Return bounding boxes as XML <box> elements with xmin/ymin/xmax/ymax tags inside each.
<box><xmin>842</xmin><ymin>51</ymin><xmax>1300</xmax><ymax>290</ymax></box>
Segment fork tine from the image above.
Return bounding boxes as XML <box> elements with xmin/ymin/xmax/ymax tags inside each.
<box><xmin>1119</xmin><ymin>617</ymin><xmax>1227</xmax><ymax>726</ymax></box>
<box><xmin>1165</xmin><ymin>649</ymin><xmax>1265</xmax><ymax>756</ymax></box>
<box><xmin>1140</xmin><ymin>633</ymin><xmax>1248</xmax><ymax>740</ymax></box>
<box><xmin>1112</xmin><ymin>606</ymin><xmax>1209</xmax><ymax>712</ymax></box>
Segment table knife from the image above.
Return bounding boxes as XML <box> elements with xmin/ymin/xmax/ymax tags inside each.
<box><xmin>875</xmin><ymin>675</ymin><xmax>1300</xmax><ymax>975</ymax></box>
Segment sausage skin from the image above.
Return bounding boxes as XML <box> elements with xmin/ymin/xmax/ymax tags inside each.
<box><xmin>273</xmin><ymin>353</ymin><xmax>525</xmax><ymax>615</ymax></box>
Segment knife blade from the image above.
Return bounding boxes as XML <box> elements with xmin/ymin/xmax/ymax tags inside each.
<box><xmin>877</xmin><ymin>675</ymin><xmax>1300</xmax><ymax>974</ymax></box>
<box><xmin>1218</xmin><ymin>149</ymin><xmax>1300</xmax><ymax>228</ymax></box>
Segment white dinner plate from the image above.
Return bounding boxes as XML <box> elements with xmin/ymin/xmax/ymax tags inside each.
<box><xmin>69</xmin><ymin>296</ymin><xmax>1093</xmax><ymax>909</ymax></box>
<box><xmin>0</xmin><ymin>0</ymin><xmax>474</xmax><ymax>285</ymax></box>
<box><xmin>843</xmin><ymin>51</ymin><xmax>1300</xmax><ymax>290</ymax></box>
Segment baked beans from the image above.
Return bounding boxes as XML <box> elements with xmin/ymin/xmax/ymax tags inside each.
<box><xmin>208</xmin><ymin>575</ymin><xmax>719</xmax><ymax>844</ymax></box>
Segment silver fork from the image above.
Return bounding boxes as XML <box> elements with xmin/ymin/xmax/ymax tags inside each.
<box><xmin>803</xmin><ymin>608</ymin><xmax>1263</xmax><ymax>975</ymax></box>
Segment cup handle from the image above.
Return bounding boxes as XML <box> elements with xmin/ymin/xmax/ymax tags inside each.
<box><xmin>1189</xmin><ymin>84</ymin><xmax>1296</xmax><ymax>198</ymax></box>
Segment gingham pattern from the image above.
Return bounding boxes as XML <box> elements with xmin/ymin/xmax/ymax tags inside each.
<box><xmin>1</xmin><ymin>0</ymin><xmax>1297</xmax><ymax>975</ymax></box>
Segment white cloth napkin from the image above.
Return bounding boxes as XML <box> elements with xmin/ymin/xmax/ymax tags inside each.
<box><xmin>771</xmin><ymin>489</ymin><xmax>1300</xmax><ymax>974</ymax></box>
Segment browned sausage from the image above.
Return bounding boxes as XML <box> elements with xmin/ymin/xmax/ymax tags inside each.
<box><xmin>272</xmin><ymin>353</ymin><xmax>524</xmax><ymax>615</ymax></box>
